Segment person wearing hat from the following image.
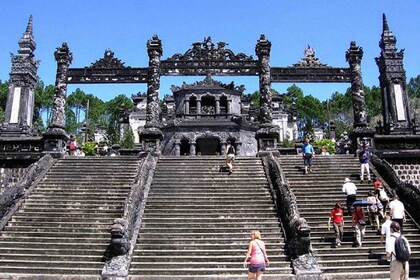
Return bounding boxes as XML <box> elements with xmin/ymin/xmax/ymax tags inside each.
<box><xmin>342</xmin><ymin>177</ymin><xmax>357</xmax><ymax>216</ymax></box>
<box><xmin>386</xmin><ymin>221</ymin><xmax>411</xmax><ymax>280</ymax></box>
<box><xmin>328</xmin><ymin>202</ymin><xmax>344</xmax><ymax>247</ymax></box>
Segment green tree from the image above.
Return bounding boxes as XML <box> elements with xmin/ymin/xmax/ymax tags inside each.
<box><xmin>120</xmin><ymin>125</ymin><xmax>135</xmax><ymax>149</ymax></box>
<box><xmin>407</xmin><ymin>75</ymin><xmax>420</xmax><ymax>98</ymax></box>
<box><xmin>0</xmin><ymin>80</ymin><xmax>8</xmax><ymax>123</ymax></box>
<box><xmin>105</xmin><ymin>94</ymin><xmax>134</xmax><ymax>144</ymax></box>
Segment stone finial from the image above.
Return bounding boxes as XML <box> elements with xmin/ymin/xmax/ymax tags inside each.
<box><xmin>382</xmin><ymin>13</ymin><xmax>389</xmax><ymax>32</ymax></box>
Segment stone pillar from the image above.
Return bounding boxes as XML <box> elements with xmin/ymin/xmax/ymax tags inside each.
<box><xmin>49</xmin><ymin>43</ymin><xmax>72</xmax><ymax>130</ymax></box>
<box><xmin>189</xmin><ymin>142</ymin><xmax>196</xmax><ymax>156</ymax></box>
<box><xmin>346</xmin><ymin>41</ymin><xmax>368</xmax><ymax>129</ymax></box>
<box><xmin>256</xmin><ymin>34</ymin><xmax>273</xmax><ymax>126</ymax></box>
<box><xmin>227</xmin><ymin>100</ymin><xmax>231</xmax><ymax>114</ymax></box>
<box><xmin>221</xmin><ymin>142</ymin><xmax>227</xmax><ymax>155</ymax></box>
<box><xmin>196</xmin><ymin>99</ymin><xmax>201</xmax><ymax>118</ymax></box>
<box><xmin>140</xmin><ymin>35</ymin><xmax>164</xmax><ymax>153</ymax></box>
<box><xmin>43</xmin><ymin>42</ymin><xmax>73</xmax><ymax>158</ymax></box>
<box><xmin>235</xmin><ymin>142</ymin><xmax>242</xmax><ymax>156</ymax></box>
<box><xmin>346</xmin><ymin>41</ymin><xmax>375</xmax><ymax>150</ymax></box>
<box><xmin>215</xmin><ymin>99</ymin><xmax>220</xmax><ymax>114</ymax></box>
<box><xmin>185</xmin><ymin>99</ymin><xmax>190</xmax><ymax>115</ymax></box>
<box><xmin>255</xmin><ymin>34</ymin><xmax>279</xmax><ymax>155</ymax></box>
<box><xmin>174</xmin><ymin>140</ymin><xmax>180</xmax><ymax>156</ymax></box>
<box><xmin>1</xmin><ymin>16</ymin><xmax>39</xmax><ymax>137</ymax></box>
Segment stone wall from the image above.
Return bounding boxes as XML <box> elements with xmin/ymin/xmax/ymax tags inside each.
<box><xmin>391</xmin><ymin>163</ymin><xmax>420</xmax><ymax>188</ymax></box>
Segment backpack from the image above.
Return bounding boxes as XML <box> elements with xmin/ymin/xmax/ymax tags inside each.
<box><xmin>69</xmin><ymin>142</ymin><xmax>76</xmax><ymax>151</ymax></box>
<box><xmin>379</xmin><ymin>189</ymin><xmax>388</xmax><ymax>201</ymax></box>
<box><xmin>393</xmin><ymin>235</ymin><xmax>410</xmax><ymax>262</ymax></box>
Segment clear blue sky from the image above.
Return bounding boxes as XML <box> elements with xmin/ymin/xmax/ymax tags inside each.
<box><xmin>1</xmin><ymin>0</ymin><xmax>419</xmax><ymax>102</ymax></box>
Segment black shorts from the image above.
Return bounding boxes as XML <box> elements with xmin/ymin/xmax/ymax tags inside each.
<box><xmin>248</xmin><ymin>264</ymin><xmax>266</xmax><ymax>273</ymax></box>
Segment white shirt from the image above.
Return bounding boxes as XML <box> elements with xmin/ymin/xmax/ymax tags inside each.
<box><xmin>386</xmin><ymin>232</ymin><xmax>411</xmax><ymax>262</ymax></box>
<box><xmin>389</xmin><ymin>199</ymin><xmax>405</xmax><ymax>219</ymax></box>
<box><xmin>342</xmin><ymin>182</ymin><xmax>357</xmax><ymax>195</ymax></box>
<box><xmin>381</xmin><ymin>219</ymin><xmax>392</xmax><ymax>240</ymax></box>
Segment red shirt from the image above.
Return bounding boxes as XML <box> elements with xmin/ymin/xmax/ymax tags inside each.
<box><xmin>374</xmin><ymin>180</ymin><xmax>382</xmax><ymax>190</ymax></box>
<box><xmin>330</xmin><ymin>208</ymin><xmax>344</xmax><ymax>224</ymax></box>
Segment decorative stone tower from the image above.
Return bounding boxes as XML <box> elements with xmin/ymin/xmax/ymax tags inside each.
<box><xmin>255</xmin><ymin>34</ymin><xmax>279</xmax><ymax>155</ymax></box>
<box><xmin>1</xmin><ymin>16</ymin><xmax>39</xmax><ymax>137</ymax></box>
<box><xmin>375</xmin><ymin>13</ymin><xmax>412</xmax><ymax>134</ymax></box>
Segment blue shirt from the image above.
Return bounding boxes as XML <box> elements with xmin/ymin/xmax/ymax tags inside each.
<box><xmin>303</xmin><ymin>143</ymin><xmax>314</xmax><ymax>154</ymax></box>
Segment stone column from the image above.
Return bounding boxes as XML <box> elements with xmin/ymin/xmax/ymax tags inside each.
<box><xmin>185</xmin><ymin>99</ymin><xmax>190</xmax><ymax>115</ymax></box>
<box><xmin>189</xmin><ymin>142</ymin><xmax>196</xmax><ymax>156</ymax></box>
<box><xmin>43</xmin><ymin>42</ymin><xmax>73</xmax><ymax>158</ymax></box>
<box><xmin>346</xmin><ymin>41</ymin><xmax>375</xmax><ymax>150</ymax></box>
<box><xmin>227</xmin><ymin>100</ymin><xmax>231</xmax><ymax>114</ymax></box>
<box><xmin>255</xmin><ymin>34</ymin><xmax>279</xmax><ymax>155</ymax></box>
<box><xmin>346</xmin><ymin>41</ymin><xmax>367</xmax><ymax>128</ymax></box>
<box><xmin>196</xmin><ymin>99</ymin><xmax>201</xmax><ymax>117</ymax></box>
<box><xmin>174</xmin><ymin>140</ymin><xmax>180</xmax><ymax>156</ymax></box>
<box><xmin>221</xmin><ymin>142</ymin><xmax>227</xmax><ymax>155</ymax></box>
<box><xmin>235</xmin><ymin>142</ymin><xmax>242</xmax><ymax>155</ymax></box>
<box><xmin>256</xmin><ymin>34</ymin><xmax>273</xmax><ymax>126</ymax></box>
<box><xmin>140</xmin><ymin>35</ymin><xmax>164</xmax><ymax>153</ymax></box>
<box><xmin>49</xmin><ymin>43</ymin><xmax>72</xmax><ymax>130</ymax></box>
<box><xmin>215</xmin><ymin>99</ymin><xmax>220</xmax><ymax>114</ymax></box>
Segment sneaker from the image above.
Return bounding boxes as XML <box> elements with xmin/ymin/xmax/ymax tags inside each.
<box><xmin>336</xmin><ymin>242</ymin><xmax>341</xmax><ymax>247</ymax></box>
<box><xmin>360</xmin><ymin>180</ymin><xmax>364</xmax><ymax>183</ymax></box>
<box><xmin>368</xmin><ymin>180</ymin><xmax>372</xmax><ymax>183</ymax></box>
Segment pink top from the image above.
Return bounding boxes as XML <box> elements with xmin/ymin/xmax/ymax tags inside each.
<box><xmin>250</xmin><ymin>240</ymin><xmax>266</xmax><ymax>265</ymax></box>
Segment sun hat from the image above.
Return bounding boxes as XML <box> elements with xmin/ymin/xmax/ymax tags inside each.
<box><xmin>344</xmin><ymin>178</ymin><xmax>351</xmax><ymax>183</ymax></box>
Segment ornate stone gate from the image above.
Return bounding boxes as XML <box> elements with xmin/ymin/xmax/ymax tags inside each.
<box><xmin>44</xmin><ymin>33</ymin><xmax>371</xmax><ymax>156</ymax></box>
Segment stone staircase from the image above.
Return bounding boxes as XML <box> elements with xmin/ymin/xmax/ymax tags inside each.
<box><xmin>0</xmin><ymin>156</ymin><xmax>140</xmax><ymax>278</ymax></box>
<box><xmin>130</xmin><ymin>156</ymin><xmax>295</xmax><ymax>279</ymax></box>
<box><xmin>279</xmin><ymin>154</ymin><xmax>420</xmax><ymax>279</ymax></box>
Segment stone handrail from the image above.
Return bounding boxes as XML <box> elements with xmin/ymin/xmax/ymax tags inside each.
<box><xmin>370</xmin><ymin>154</ymin><xmax>420</xmax><ymax>225</ymax></box>
<box><xmin>102</xmin><ymin>152</ymin><xmax>158</xmax><ymax>279</ymax></box>
<box><xmin>0</xmin><ymin>154</ymin><xmax>56</xmax><ymax>230</ymax></box>
<box><xmin>262</xmin><ymin>153</ymin><xmax>321</xmax><ymax>279</ymax></box>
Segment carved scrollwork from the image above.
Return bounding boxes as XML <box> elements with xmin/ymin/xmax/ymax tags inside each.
<box><xmin>166</xmin><ymin>37</ymin><xmax>253</xmax><ymax>62</ymax></box>
<box><xmin>293</xmin><ymin>45</ymin><xmax>328</xmax><ymax>68</ymax></box>
<box><xmin>89</xmin><ymin>49</ymin><xmax>127</xmax><ymax>69</ymax></box>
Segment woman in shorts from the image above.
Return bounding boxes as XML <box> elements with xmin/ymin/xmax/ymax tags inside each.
<box><xmin>243</xmin><ymin>230</ymin><xmax>270</xmax><ymax>279</ymax></box>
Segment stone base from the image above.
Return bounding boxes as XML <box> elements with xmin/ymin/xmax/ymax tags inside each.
<box><xmin>140</xmin><ymin>127</ymin><xmax>163</xmax><ymax>154</ymax></box>
<box><xmin>0</xmin><ymin>136</ymin><xmax>43</xmax><ymax>162</ymax></box>
<box><xmin>256</xmin><ymin>125</ymin><xmax>280</xmax><ymax>153</ymax></box>
<box><xmin>374</xmin><ymin>134</ymin><xmax>420</xmax><ymax>159</ymax></box>
<box><xmin>42</xmin><ymin>127</ymin><xmax>70</xmax><ymax>159</ymax></box>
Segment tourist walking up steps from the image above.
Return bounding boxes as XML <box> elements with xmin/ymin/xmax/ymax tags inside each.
<box><xmin>342</xmin><ymin>177</ymin><xmax>357</xmax><ymax>216</ymax></box>
<box><xmin>328</xmin><ymin>202</ymin><xmax>344</xmax><ymax>247</ymax></box>
<box><xmin>386</xmin><ymin>221</ymin><xmax>411</xmax><ymax>280</ymax></box>
<box><xmin>381</xmin><ymin>214</ymin><xmax>392</xmax><ymax>247</ymax></box>
<box><xmin>352</xmin><ymin>205</ymin><xmax>366</xmax><ymax>247</ymax></box>
<box><xmin>389</xmin><ymin>195</ymin><xmax>406</xmax><ymax>234</ymax></box>
<box><xmin>358</xmin><ymin>145</ymin><xmax>371</xmax><ymax>183</ymax></box>
<box><xmin>243</xmin><ymin>230</ymin><xmax>270</xmax><ymax>280</ymax></box>
<box><xmin>302</xmin><ymin>138</ymin><xmax>315</xmax><ymax>175</ymax></box>
<box><xmin>225</xmin><ymin>140</ymin><xmax>235</xmax><ymax>175</ymax></box>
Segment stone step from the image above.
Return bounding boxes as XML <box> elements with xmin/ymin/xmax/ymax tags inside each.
<box><xmin>0</xmin><ymin>266</ymin><xmax>102</xmax><ymax>276</ymax></box>
<box><xmin>128</xmin><ymin>267</ymin><xmax>293</xmax><ymax>276</ymax></box>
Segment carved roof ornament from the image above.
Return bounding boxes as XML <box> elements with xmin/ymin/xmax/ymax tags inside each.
<box><xmin>171</xmin><ymin>73</ymin><xmax>246</xmax><ymax>93</ymax></box>
<box><xmin>166</xmin><ymin>37</ymin><xmax>253</xmax><ymax>61</ymax></box>
<box><xmin>89</xmin><ymin>49</ymin><xmax>127</xmax><ymax>69</ymax></box>
<box><xmin>293</xmin><ymin>45</ymin><xmax>328</xmax><ymax>67</ymax></box>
